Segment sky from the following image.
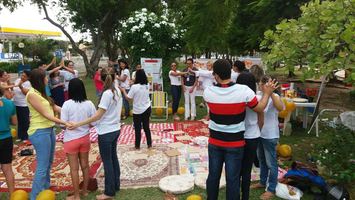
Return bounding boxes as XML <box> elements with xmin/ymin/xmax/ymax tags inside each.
<box><xmin>0</xmin><ymin>1</ymin><xmax>84</xmax><ymax>41</ymax></box>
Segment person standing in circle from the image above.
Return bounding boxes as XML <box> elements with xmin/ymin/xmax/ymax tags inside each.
<box><xmin>182</xmin><ymin>58</ymin><xmax>198</xmax><ymax>121</ymax></box>
<box><xmin>13</xmin><ymin>70</ymin><xmax>31</xmax><ymax>142</ymax></box>
<box><xmin>26</xmin><ymin>69</ymin><xmax>71</xmax><ymax>200</ymax></box>
<box><xmin>116</xmin><ymin>60</ymin><xmax>130</xmax><ymax>119</ymax></box>
<box><xmin>0</xmin><ymin>87</ymin><xmax>17</xmax><ymax>196</ymax></box>
<box><xmin>68</xmin><ymin>67</ymin><xmax>122</xmax><ymax>200</ymax></box>
<box><xmin>121</xmin><ymin>69</ymin><xmax>152</xmax><ymax>149</ymax></box>
<box><xmin>169</xmin><ymin>62</ymin><xmax>186</xmax><ymax>121</ymax></box>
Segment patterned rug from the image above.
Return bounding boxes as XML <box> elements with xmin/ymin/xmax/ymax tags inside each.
<box><xmin>94</xmin><ymin>144</ymin><xmax>179</xmax><ymax>189</ymax></box>
<box><xmin>174</xmin><ymin>121</ymin><xmax>210</xmax><ymax>137</ymax></box>
<box><xmin>56</xmin><ymin>123</ymin><xmax>174</xmax><ymax>144</ymax></box>
<box><xmin>0</xmin><ymin>143</ymin><xmax>100</xmax><ymax>192</ymax></box>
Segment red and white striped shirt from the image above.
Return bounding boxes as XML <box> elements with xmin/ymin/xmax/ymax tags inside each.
<box><xmin>203</xmin><ymin>82</ymin><xmax>258</xmax><ymax>148</ymax></box>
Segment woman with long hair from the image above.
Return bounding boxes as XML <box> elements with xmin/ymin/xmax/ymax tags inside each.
<box><xmin>116</xmin><ymin>60</ymin><xmax>130</xmax><ymax>119</ymax></box>
<box><xmin>120</xmin><ymin>69</ymin><xmax>152</xmax><ymax>149</ymax></box>
<box><xmin>236</xmin><ymin>72</ymin><xmax>263</xmax><ymax>200</ymax></box>
<box><xmin>0</xmin><ymin>87</ymin><xmax>17</xmax><ymax>196</ymax></box>
<box><xmin>68</xmin><ymin>67</ymin><xmax>122</xmax><ymax>200</ymax></box>
<box><xmin>26</xmin><ymin>69</ymin><xmax>71</xmax><ymax>200</ymax></box>
<box><xmin>13</xmin><ymin>70</ymin><xmax>31</xmax><ymax>142</ymax></box>
<box><xmin>61</xmin><ymin>78</ymin><xmax>96</xmax><ymax>200</ymax></box>
<box><xmin>168</xmin><ymin>62</ymin><xmax>186</xmax><ymax>121</ymax></box>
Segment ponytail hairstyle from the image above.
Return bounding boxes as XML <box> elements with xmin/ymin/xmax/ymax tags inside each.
<box><xmin>29</xmin><ymin>69</ymin><xmax>55</xmax><ymax>106</ymax></box>
<box><xmin>99</xmin><ymin>67</ymin><xmax>119</xmax><ymax>103</ymax></box>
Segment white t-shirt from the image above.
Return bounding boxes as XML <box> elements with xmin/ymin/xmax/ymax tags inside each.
<box><xmin>261</xmin><ymin>93</ymin><xmax>281</xmax><ymax>139</ymax></box>
<box><xmin>196</xmin><ymin>70</ymin><xmax>214</xmax><ymax>89</ymax></box>
<box><xmin>13</xmin><ymin>79</ymin><xmax>31</xmax><ymax>107</ymax></box>
<box><xmin>244</xmin><ymin>95</ymin><xmax>261</xmax><ymax>139</ymax></box>
<box><xmin>97</xmin><ymin>87</ymin><xmax>122</xmax><ymax>135</ymax></box>
<box><xmin>127</xmin><ymin>84</ymin><xmax>151</xmax><ymax>114</ymax></box>
<box><xmin>61</xmin><ymin>100</ymin><xmax>96</xmax><ymax>142</ymax></box>
<box><xmin>60</xmin><ymin>70</ymin><xmax>79</xmax><ymax>91</ymax></box>
<box><xmin>169</xmin><ymin>70</ymin><xmax>182</xmax><ymax>86</ymax></box>
<box><xmin>132</xmin><ymin>71</ymin><xmax>137</xmax><ymax>81</ymax></box>
<box><xmin>120</xmin><ymin>69</ymin><xmax>131</xmax><ymax>89</ymax></box>
<box><xmin>231</xmin><ymin>70</ymin><xmax>240</xmax><ymax>83</ymax></box>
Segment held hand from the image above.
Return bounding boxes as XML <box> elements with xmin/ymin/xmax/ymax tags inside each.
<box><xmin>189</xmin><ymin>88</ymin><xmax>194</xmax><ymax>93</ymax></box>
<box><xmin>66</xmin><ymin>122</ymin><xmax>79</xmax><ymax>130</ymax></box>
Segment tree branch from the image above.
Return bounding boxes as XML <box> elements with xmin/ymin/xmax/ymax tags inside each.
<box><xmin>40</xmin><ymin>1</ymin><xmax>89</xmax><ymax>67</ymax></box>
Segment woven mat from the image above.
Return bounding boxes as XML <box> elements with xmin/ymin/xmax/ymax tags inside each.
<box><xmin>0</xmin><ymin>143</ymin><xmax>100</xmax><ymax>192</ymax></box>
<box><xmin>94</xmin><ymin>144</ymin><xmax>179</xmax><ymax>189</ymax></box>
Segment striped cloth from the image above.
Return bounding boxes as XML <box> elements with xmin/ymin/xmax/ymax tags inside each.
<box><xmin>203</xmin><ymin>82</ymin><xmax>258</xmax><ymax>148</ymax></box>
<box><xmin>56</xmin><ymin>123</ymin><xmax>174</xmax><ymax>144</ymax></box>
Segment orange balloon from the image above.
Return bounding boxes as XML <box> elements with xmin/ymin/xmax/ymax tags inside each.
<box><xmin>10</xmin><ymin>190</ymin><xmax>28</xmax><ymax>200</ymax></box>
<box><xmin>177</xmin><ymin>107</ymin><xmax>185</xmax><ymax>115</ymax></box>
<box><xmin>155</xmin><ymin>108</ymin><xmax>164</xmax><ymax>116</ymax></box>
<box><xmin>278</xmin><ymin>144</ymin><xmax>292</xmax><ymax>157</ymax></box>
<box><xmin>168</xmin><ymin>107</ymin><xmax>173</xmax><ymax>115</ymax></box>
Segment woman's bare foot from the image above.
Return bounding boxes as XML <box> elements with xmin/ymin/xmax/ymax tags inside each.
<box><xmin>96</xmin><ymin>194</ymin><xmax>114</xmax><ymax>200</ymax></box>
<box><xmin>66</xmin><ymin>194</ymin><xmax>80</xmax><ymax>200</ymax></box>
<box><xmin>260</xmin><ymin>191</ymin><xmax>274</xmax><ymax>200</ymax></box>
<box><xmin>250</xmin><ymin>183</ymin><xmax>265</xmax><ymax>189</ymax></box>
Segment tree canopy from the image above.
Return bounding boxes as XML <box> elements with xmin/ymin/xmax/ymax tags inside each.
<box><xmin>261</xmin><ymin>0</ymin><xmax>355</xmax><ymax>82</ymax></box>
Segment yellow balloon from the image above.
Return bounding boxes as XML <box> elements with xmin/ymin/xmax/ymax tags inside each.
<box><xmin>155</xmin><ymin>108</ymin><xmax>164</xmax><ymax>116</ymax></box>
<box><xmin>177</xmin><ymin>107</ymin><xmax>185</xmax><ymax>115</ymax></box>
<box><xmin>36</xmin><ymin>189</ymin><xmax>55</xmax><ymax>200</ymax></box>
<box><xmin>11</xmin><ymin>128</ymin><xmax>17</xmax><ymax>138</ymax></box>
<box><xmin>186</xmin><ymin>194</ymin><xmax>203</xmax><ymax>200</ymax></box>
<box><xmin>278</xmin><ymin>144</ymin><xmax>292</xmax><ymax>158</ymax></box>
<box><xmin>285</xmin><ymin>101</ymin><xmax>296</xmax><ymax>112</ymax></box>
<box><xmin>11</xmin><ymin>190</ymin><xmax>28</xmax><ymax>200</ymax></box>
<box><xmin>168</xmin><ymin>107</ymin><xmax>173</xmax><ymax>115</ymax></box>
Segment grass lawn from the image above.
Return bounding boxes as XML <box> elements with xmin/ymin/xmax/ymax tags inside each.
<box><xmin>1</xmin><ymin>77</ymin><xmax>347</xmax><ymax>200</ymax></box>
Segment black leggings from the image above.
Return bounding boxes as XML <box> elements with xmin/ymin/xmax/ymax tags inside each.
<box><xmin>16</xmin><ymin>106</ymin><xmax>30</xmax><ymax>140</ymax></box>
<box><xmin>171</xmin><ymin>85</ymin><xmax>182</xmax><ymax>114</ymax></box>
<box><xmin>240</xmin><ymin>138</ymin><xmax>260</xmax><ymax>200</ymax></box>
<box><xmin>133</xmin><ymin>107</ymin><xmax>152</xmax><ymax>148</ymax></box>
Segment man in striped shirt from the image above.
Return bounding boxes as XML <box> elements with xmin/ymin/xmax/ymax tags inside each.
<box><xmin>204</xmin><ymin>59</ymin><xmax>277</xmax><ymax>200</ymax></box>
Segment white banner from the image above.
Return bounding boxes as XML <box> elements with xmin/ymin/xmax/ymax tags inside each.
<box><xmin>141</xmin><ymin>58</ymin><xmax>163</xmax><ymax>92</ymax></box>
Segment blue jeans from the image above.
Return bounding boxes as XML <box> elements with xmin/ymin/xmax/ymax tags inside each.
<box><xmin>98</xmin><ymin>130</ymin><xmax>120</xmax><ymax>196</ymax></box>
<box><xmin>206</xmin><ymin>144</ymin><xmax>244</xmax><ymax>200</ymax></box>
<box><xmin>29</xmin><ymin>127</ymin><xmax>55</xmax><ymax>200</ymax></box>
<box><xmin>122</xmin><ymin>89</ymin><xmax>130</xmax><ymax>117</ymax></box>
<box><xmin>171</xmin><ymin>85</ymin><xmax>182</xmax><ymax>114</ymax></box>
<box><xmin>257</xmin><ymin>138</ymin><xmax>278</xmax><ymax>193</ymax></box>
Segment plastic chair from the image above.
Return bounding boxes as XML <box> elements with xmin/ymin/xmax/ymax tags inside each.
<box><xmin>151</xmin><ymin>91</ymin><xmax>168</xmax><ymax>121</ymax></box>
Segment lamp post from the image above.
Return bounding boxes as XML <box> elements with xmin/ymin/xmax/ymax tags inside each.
<box><xmin>18</xmin><ymin>42</ymin><xmax>25</xmax><ymax>65</ymax></box>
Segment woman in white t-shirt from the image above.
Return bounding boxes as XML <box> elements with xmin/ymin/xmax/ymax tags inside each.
<box><xmin>13</xmin><ymin>70</ymin><xmax>31</xmax><ymax>141</ymax></box>
<box><xmin>236</xmin><ymin>72</ymin><xmax>263</xmax><ymax>200</ymax></box>
<box><xmin>252</xmin><ymin>75</ymin><xmax>284</xmax><ymax>200</ymax></box>
<box><xmin>68</xmin><ymin>67</ymin><xmax>122</xmax><ymax>200</ymax></box>
<box><xmin>121</xmin><ymin>69</ymin><xmax>152</xmax><ymax>149</ymax></box>
<box><xmin>61</xmin><ymin>78</ymin><xmax>96</xmax><ymax>200</ymax></box>
<box><xmin>168</xmin><ymin>62</ymin><xmax>186</xmax><ymax>121</ymax></box>
<box><xmin>189</xmin><ymin>60</ymin><xmax>214</xmax><ymax>119</ymax></box>
<box><xmin>116</xmin><ymin>60</ymin><xmax>131</xmax><ymax>119</ymax></box>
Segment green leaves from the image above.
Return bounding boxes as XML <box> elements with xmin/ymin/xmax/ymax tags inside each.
<box><xmin>262</xmin><ymin>0</ymin><xmax>355</xmax><ymax>82</ymax></box>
